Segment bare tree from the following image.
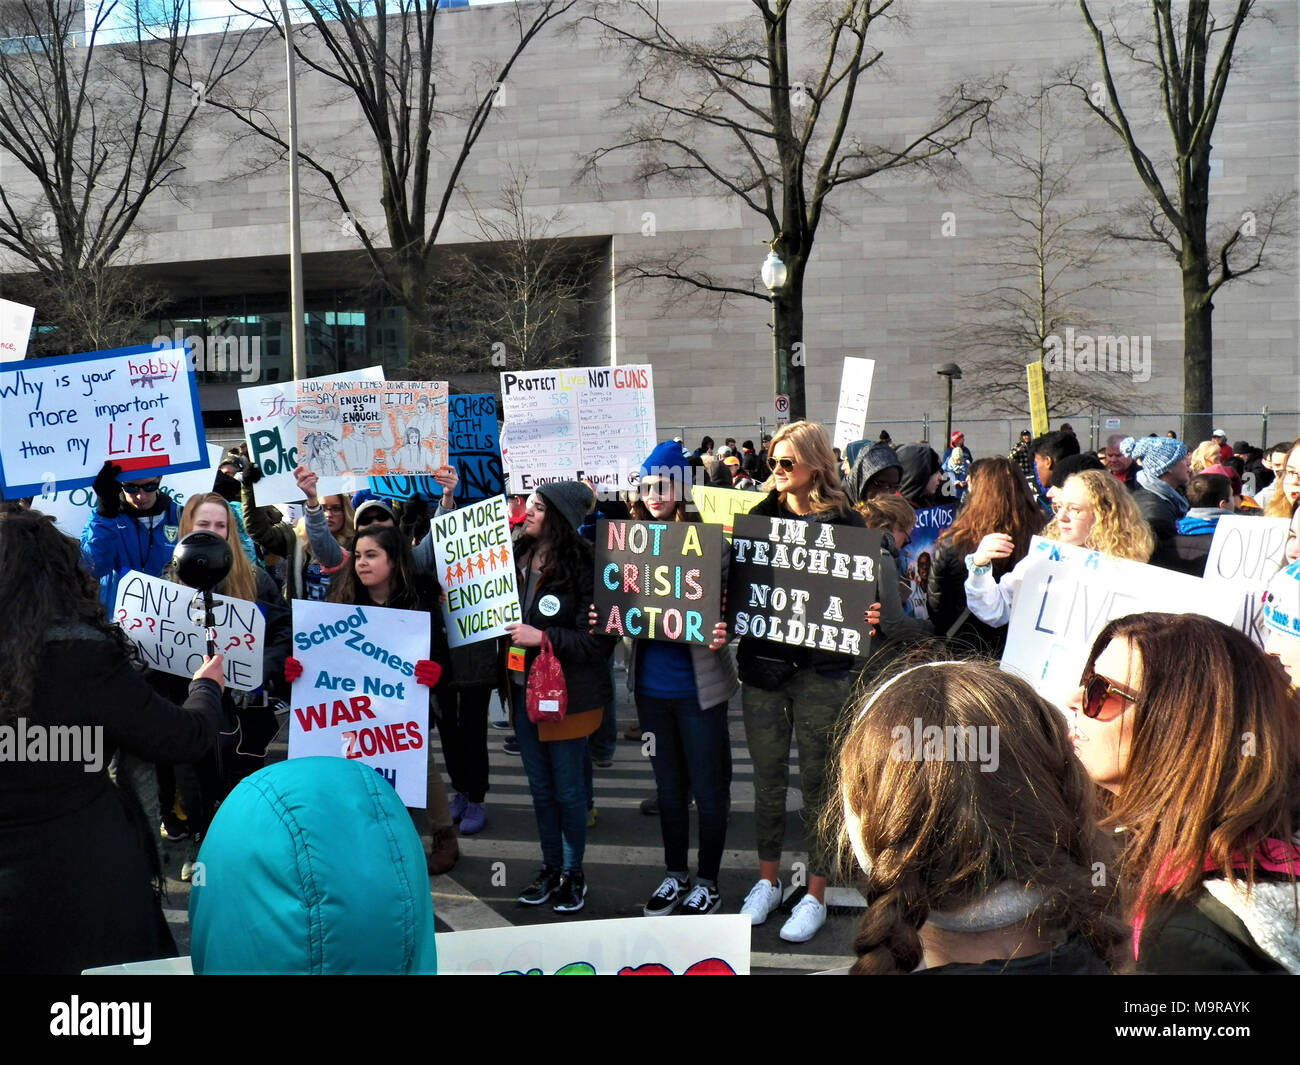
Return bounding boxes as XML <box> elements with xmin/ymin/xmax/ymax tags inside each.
<box><xmin>580</xmin><ymin>0</ymin><xmax>1002</xmax><ymax>420</ymax></box>
<box><xmin>216</xmin><ymin>0</ymin><xmax>578</xmax><ymax>368</ymax></box>
<box><xmin>0</xmin><ymin>0</ymin><xmax>263</xmax><ymax>353</ymax></box>
<box><xmin>1068</xmin><ymin>0</ymin><xmax>1295</xmax><ymax>441</ymax></box>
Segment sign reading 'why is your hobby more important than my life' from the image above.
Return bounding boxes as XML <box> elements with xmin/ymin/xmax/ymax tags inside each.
<box><xmin>430</xmin><ymin>495</ymin><xmax>520</xmax><ymax>648</ymax></box>
<box><xmin>726</xmin><ymin>514</ymin><xmax>880</xmax><ymax>658</ymax></box>
<box><xmin>594</xmin><ymin>518</ymin><xmax>724</xmax><ymax>644</ymax></box>
<box><xmin>500</xmin><ymin>365</ymin><xmax>656</xmax><ymax>493</ymax></box>
<box><xmin>0</xmin><ymin>343</ymin><xmax>206</xmax><ymax>500</ymax></box>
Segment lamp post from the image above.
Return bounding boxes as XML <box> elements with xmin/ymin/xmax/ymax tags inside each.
<box><xmin>761</xmin><ymin>250</ymin><xmax>788</xmax><ymax>422</ymax></box>
<box><xmin>280</xmin><ymin>0</ymin><xmax>306</xmax><ymax>381</ymax></box>
<box><xmin>936</xmin><ymin>363</ymin><xmax>962</xmax><ymax>449</ymax></box>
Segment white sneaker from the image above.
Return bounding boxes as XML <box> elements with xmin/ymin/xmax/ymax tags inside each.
<box><xmin>739</xmin><ymin>877</ymin><xmax>782</xmax><ymax>926</ymax></box>
<box><xmin>779</xmin><ymin>894</ymin><xmax>827</xmax><ymax>943</ymax></box>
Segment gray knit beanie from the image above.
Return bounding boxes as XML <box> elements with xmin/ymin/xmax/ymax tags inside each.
<box><xmin>534</xmin><ymin>481</ymin><xmax>595</xmax><ymax>532</ymax></box>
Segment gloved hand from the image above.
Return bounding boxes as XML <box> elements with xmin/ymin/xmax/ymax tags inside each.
<box><xmin>414</xmin><ymin>659</ymin><xmax>442</xmax><ymax>687</ymax></box>
<box><xmin>283</xmin><ymin>656</ymin><xmax>304</xmax><ymax>684</ymax></box>
<box><xmin>92</xmin><ymin>461</ymin><xmax>123</xmax><ymax>518</ymax></box>
<box><xmin>235</xmin><ymin>461</ymin><xmax>262</xmax><ymax>485</ymax></box>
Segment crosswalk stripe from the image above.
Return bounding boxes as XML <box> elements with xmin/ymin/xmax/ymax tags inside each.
<box><xmin>430</xmin><ymin>874</ymin><xmax>515</xmax><ymax>931</ymax></box>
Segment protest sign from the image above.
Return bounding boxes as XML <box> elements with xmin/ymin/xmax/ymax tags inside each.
<box><xmin>0</xmin><ymin>298</ymin><xmax>35</xmax><ymax>362</ymax></box>
<box><xmin>726</xmin><ymin>513</ymin><xmax>879</xmax><ymax>658</ymax></box>
<box><xmin>1202</xmin><ymin>515</ymin><xmax>1292</xmax><ymax>647</ymax></box>
<box><xmin>238</xmin><ymin>366</ymin><xmax>383</xmax><ymax>503</ymax></box>
<box><xmin>832</xmin><ymin>357</ymin><xmax>876</xmax><ymax>453</ymax></box>
<box><xmin>1026</xmin><ymin>361</ymin><xmax>1048</xmax><ymax>437</ymax></box>
<box><xmin>594</xmin><ymin>518</ymin><xmax>724</xmax><ymax>644</ymax></box>
<box><xmin>430</xmin><ymin>496</ymin><xmax>520</xmax><ymax>648</ymax></box>
<box><xmin>369</xmin><ymin>393</ymin><xmax>503</xmax><ymax>507</ymax></box>
<box><xmin>288</xmin><ymin>601</ymin><xmax>430</xmax><ymax>807</ymax></box>
<box><xmin>296</xmin><ymin>378</ymin><xmax>449</xmax><ymax>482</ymax></box>
<box><xmin>113</xmin><ymin>570</ymin><xmax>266</xmax><ymax>692</ymax></box>
<box><xmin>435</xmin><ymin>914</ymin><xmax>750</xmax><ymax>975</ymax></box>
<box><xmin>898</xmin><ymin>503</ymin><xmax>955</xmax><ymax>621</ymax></box>
<box><xmin>692</xmin><ymin>484</ymin><xmax>763</xmax><ymax>540</ymax></box>
<box><xmin>1001</xmin><ymin>536</ymin><xmax>1240</xmax><ymax>709</ymax></box>
<box><xmin>499</xmin><ymin>365</ymin><xmax>656</xmax><ymax>493</ymax></box>
<box><xmin>0</xmin><ymin>342</ymin><xmax>206</xmax><ymax>500</ymax></box>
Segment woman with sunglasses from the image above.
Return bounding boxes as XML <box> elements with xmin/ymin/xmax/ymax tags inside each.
<box><xmin>1068</xmin><ymin>613</ymin><xmax>1300</xmax><ymax>972</ymax></box>
<box><xmin>737</xmin><ymin>420</ymin><xmax>867</xmax><ymax>943</ymax></box>
<box><xmin>964</xmin><ymin>469</ymin><xmax>1153</xmax><ymax>628</ymax></box>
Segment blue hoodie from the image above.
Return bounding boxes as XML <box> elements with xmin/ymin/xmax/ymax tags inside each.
<box><xmin>188</xmin><ymin>757</ymin><xmax>437</xmax><ymax>974</ymax></box>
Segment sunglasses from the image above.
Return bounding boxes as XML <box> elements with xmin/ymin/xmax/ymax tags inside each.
<box><xmin>1078</xmin><ymin>670</ymin><xmax>1138</xmax><ymax>721</ymax></box>
<box><xmin>638</xmin><ymin>479</ymin><xmax>673</xmax><ymax>497</ymax></box>
<box><xmin>120</xmin><ymin>481</ymin><xmax>161</xmax><ymax>495</ymax></box>
<box><xmin>768</xmin><ymin>456</ymin><xmax>797</xmax><ymax>472</ymax></box>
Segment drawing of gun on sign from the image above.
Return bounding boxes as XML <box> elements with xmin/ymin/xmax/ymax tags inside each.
<box><xmin>131</xmin><ymin>372</ymin><xmax>171</xmax><ymax>389</ymax></box>
<box><xmin>295</xmin><ymin>379</ymin><xmax>449</xmax><ymax>479</ymax></box>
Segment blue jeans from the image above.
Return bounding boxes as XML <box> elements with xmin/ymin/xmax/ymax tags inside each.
<box><xmin>637</xmin><ymin>694</ymin><xmax>731</xmax><ymax>883</ymax></box>
<box><xmin>512</xmin><ymin>687</ymin><xmax>588</xmax><ymax>872</ymax></box>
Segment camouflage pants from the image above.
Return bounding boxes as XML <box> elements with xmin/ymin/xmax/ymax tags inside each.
<box><xmin>742</xmin><ymin>668</ymin><xmax>856</xmax><ymax>878</ymax></box>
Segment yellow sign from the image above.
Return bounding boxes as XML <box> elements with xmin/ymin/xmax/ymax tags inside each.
<box><xmin>1026</xmin><ymin>361</ymin><xmax>1048</xmax><ymax>437</ymax></box>
<box><xmin>692</xmin><ymin>485</ymin><xmax>763</xmax><ymax>540</ymax></box>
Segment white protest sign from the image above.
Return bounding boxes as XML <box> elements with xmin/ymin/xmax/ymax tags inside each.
<box><xmin>0</xmin><ymin>298</ymin><xmax>35</xmax><ymax>362</ymax></box>
<box><xmin>288</xmin><ymin>601</ymin><xmax>430</xmax><ymax>807</ymax></box>
<box><xmin>500</xmin><ymin>365</ymin><xmax>656</xmax><ymax>493</ymax></box>
<box><xmin>430</xmin><ymin>495</ymin><xmax>520</xmax><ymax>647</ymax></box>
<box><xmin>0</xmin><ymin>342</ymin><xmax>206</xmax><ymax>500</ymax></box>
<box><xmin>832</xmin><ymin>357</ymin><xmax>875</xmax><ymax>453</ymax></box>
<box><xmin>296</xmin><ymin>379</ymin><xmax>448</xmax><ymax>479</ymax></box>
<box><xmin>113</xmin><ymin>570</ymin><xmax>266</xmax><ymax>692</ymax></box>
<box><xmin>1202</xmin><ymin>515</ymin><xmax>1291</xmax><ymax>647</ymax></box>
<box><xmin>435</xmin><ymin>914</ymin><xmax>751</xmax><ymax>975</ymax></box>
<box><xmin>1001</xmin><ymin>536</ymin><xmax>1240</xmax><ymax>709</ymax></box>
<box><xmin>238</xmin><ymin>366</ymin><xmax>383</xmax><ymax>504</ymax></box>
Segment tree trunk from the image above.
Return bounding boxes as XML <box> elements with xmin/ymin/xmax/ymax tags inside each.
<box><xmin>1182</xmin><ymin>253</ymin><xmax>1214</xmax><ymax>444</ymax></box>
<box><xmin>775</xmin><ymin>273</ymin><xmax>806</xmax><ymax>423</ymax></box>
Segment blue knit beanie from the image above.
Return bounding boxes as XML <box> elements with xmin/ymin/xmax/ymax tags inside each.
<box><xmin>1119</xmin><ymin>435</ymin><xmax>1187</xmax><ymax>478</ymax></box>
<box><xmin>640</xmin><ymin>440</ymin><xmax>691</xmax><ymax>481</ymax></box>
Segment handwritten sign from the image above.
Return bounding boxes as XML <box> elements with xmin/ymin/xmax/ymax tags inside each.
<box><xmin>0</xmin><ymin>343</ymin><xmax>206</xmax><ymax>500</ymax></box>
<box><xmin>430</xmin><ymin>496</ymin><xmax>520</xmax><ymax>648</ymax></box>
<box><xmin>435</xmin><ymin>915</ymin><xmax>750</xmax><ymax>975</ymax></box>
<box><xmin>1001</xmin><ymin>536</ymin><xmax>1240</xmax><ymax>708</ymax></box>
<box><xmin>692</xmin><ymin>484</ymin><xmax>763</xmax><ymax>540</ymax></box>
<box><xmin>238</xmin><ymin>366</ymin><xmax>383</xmax><ymax>504</ymax></box>
<box><xmin>288</xmin><ymin>601</ymin><xmax>430</xmax><ymax>807</ymax></box>
<box><xmin>296</xmin><ymin>379</ymin><xmax>448</xmax><ymax>481</ymax></box>
<box><xmin>113</xmin><ymin>570</ymin><xmax>266</xmax><ymax>692</ymax></box>
<box><xmin>594</xmin><ymin>518</ymin><xmax>724</xmax><ymax>643</ymax></box>
<box><xmin>832</xmin><ymin>357</ymin><xmax>876</xmax><ymax>453</ymax></box>
<box><xmin>1026</xmin><ymin>361</ymin><xmax>1048</xmax><ymax>437</ymax></box>
<box><xmin>500</xmin><ymin>365</ymin><xmax>656</xmax><ymax>493</ymax></box>
<box><xmin>727</xmin><ymin>514</ymin><xmax>879</xmax><ymax>658</ymax></box>
<box><xmin>1202</xmin><ymin>515</ymin><xmax>1291</xmax><ymax>647</ymax></box>
<box><xmin>369</xmin><ymin>393</ymin><xmax>503</xmax><ymax>507</ymax></box>
<box><xmin>0</xmin><ymin>298</ymin><xmax>35</xmax><ymax>363</ymax></box>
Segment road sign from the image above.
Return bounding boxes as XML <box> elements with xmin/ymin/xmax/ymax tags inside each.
<box><xmin>1104</xmin><ymin>417</ymin><xmax>1121</xmax><ymax>429</ymax></box>
<box><xmin>774</xmin><ymin>394</ymin><xmax>789</xmax><ymax>415</ymax></box>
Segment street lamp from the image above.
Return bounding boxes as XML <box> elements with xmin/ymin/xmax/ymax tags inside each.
<box><xmin>936</xmin><ymin>363</ymin><xmax>962</xmax><ymax>449</ymax></box>
<box><xmin>761</xmin><ymin>251</ymin><xmax>788</xmax><ymax>424</ymax></box>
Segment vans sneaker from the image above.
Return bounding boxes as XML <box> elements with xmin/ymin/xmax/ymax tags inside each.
<box><xmin>739</xmin><ymin>877</ymin><xmax>782</xmax><ymax>926</ymax></box>
<box><xmin>643</xmin><ymin>875</ymin><xmax>689</xmax><ymax>916</ymax></box>
<box><xmin>779</xmin><ymin>894</ymin><xmax>827</xmax><ymax>943</ymax></box>
<box><xmin>679</xmin><ymin>884</ymin><xmax>722</xmax><ymax>916</ymax></box>
<box><xmin>517</xmin><ymin>867</ymin><xmax>563</xmax><ymax>906</ymax></box>
<box><xmin>551</xmin><ymin>870</ymin><xmax>587</xmax><ymax>914</ymax></box>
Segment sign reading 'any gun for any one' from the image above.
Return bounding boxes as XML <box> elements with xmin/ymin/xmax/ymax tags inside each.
<box><xmin>430</xmin><ymin>495</ymin><xmax>521</xmax><ymax>648</ymax></box>
<box><xmin>594</xmin><ymin>519</ymin><xmax>724</xmax><ymax>644</ymax></box>
<box><xmin>726</xmin><ymin>514</ymin><xmax>879</xmax><ymax>657</ymax></box>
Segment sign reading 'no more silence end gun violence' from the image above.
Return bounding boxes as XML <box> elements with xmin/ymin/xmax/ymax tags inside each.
<box><xmin>726</xmin><ymin>514</ymin><xmax>880</xmax><ymax>657</ymax></box>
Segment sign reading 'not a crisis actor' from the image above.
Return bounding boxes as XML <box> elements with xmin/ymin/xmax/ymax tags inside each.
<box><xmin>726</xmin><ymin>514</ymin><xmax>880</xmax><ymax>657</ymax></box>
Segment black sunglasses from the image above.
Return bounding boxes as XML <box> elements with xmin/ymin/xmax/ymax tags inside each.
<box><xmin>768</xmin><ymin>456</ymin><xmax>797</xmax><ymax>472</ymax></box>
<box><xmin>1079</xmin><ymin>670</ymin><xmax>1138</xmax><ymax>720</ymax></box>
<box><xmin>120</xmin><ymin>481</ymin><xmax>161</xmax><ymax>494</ymax></box>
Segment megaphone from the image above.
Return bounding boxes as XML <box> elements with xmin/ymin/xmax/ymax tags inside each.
<box><xmin>174</xmin><ymin>531</ymin><xmax>232</xmax><ymax>657</ymax></box>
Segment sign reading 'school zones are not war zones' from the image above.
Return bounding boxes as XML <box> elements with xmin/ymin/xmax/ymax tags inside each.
<box><xmin>288</xmin><ymin>601</ymin><xmax>430</xmax><ymax>807</ymax></box>
<box><xmin>0</xmin><ymin>343</ymin><xmax>207</xmax><ymax>501</ymax></box>
<box><xmin>726</xmin><ymin>514</ymin><xmax>880</xmax><ymax>658</ymax></box>
<box><xmin>430</xmin><ymin>495</ymin><xmax>520</xmax><ymax>648</ymax></box>
<box><xmin>113</xmin><ymin>571</ymin><xmax>266</xmax><ymax>692</ymax></box>
<box><xmin>594</xmin><ymin>518</ymin><xmax>724</xmax><ymax>644</ymax></box>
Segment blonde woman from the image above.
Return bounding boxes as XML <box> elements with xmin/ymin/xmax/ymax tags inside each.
<box><xmin>1264</xmin><ymin>439</ymin><xmax>1300</xmax><ymax>519</ymax></box>
<box><xmin>1190</xmin><ymin>439</ymin><xmax>1223</xmax><ymax>475</ymax></box>
<box><xmin>964</xmin><ymin>470</ymin><xmax>1154</xmax><ymax>628</ymax></box>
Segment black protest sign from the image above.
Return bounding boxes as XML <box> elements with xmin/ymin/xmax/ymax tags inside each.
<box><xmin>594</xmin><ymin>518</ymin><xmax>724</xmax><ymax>644</ymax></box>
<box><xmin>726</xmin><ymin>513</ymin><xmax>879</xmax><ymax>657</ymax></box>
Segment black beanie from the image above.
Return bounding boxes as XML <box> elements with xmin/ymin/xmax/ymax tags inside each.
<box><xmin>534</xmin><ymin>481</ymin><xmax>594</xmax><ymax>532</ymax></box>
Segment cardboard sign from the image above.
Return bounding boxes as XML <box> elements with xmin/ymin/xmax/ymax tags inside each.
<box><xmin>1202</xmin><ymin>515</ymin><xmax>1292</xmax><ymax>647</ymax></box>
<box><xmin>296</xmin><ymin>379</ymin><xmax>449</xmax><ymax>480</ymax></box>
<box><xmin>1026</xmin><ymin>360</ymin><xmax>1048</xmax><ymax>437</ymax></box>
<box><xmin>832</xmin><ymin>357</ymin><xmax>876</xmax><ymax>453</ymax></box>
<box><xmin>113</xmin><ymin>571</ymin><xmax>266</xmax><ymax>692</ymax></box>
<box><xmin>369</xmin><ymin>393</ymin><xmax>503</xmax><ymax>507</ymax></box>
<box><xmin>435</xmin><ymin>915</ymin><xmax>750</xmax><ymax>975</ymax></box>
<box><xmin>594</xmin><ymin>518</ymin><xmax>724</xmax><ymax>644</ymax></box>
<box><xmin>500</xmin><ymin>365</ymin><xmax>656</xmax><ymax>493</ymax></box>
<box><xmin>726</xmin><ymin>513</ymin><xmax>879</xmax><ymax>658</ymax></box>
<box><xmin>692</xmin><ymin>484</ymin><xmax>763</xmax><ymax>540</ymax></box>
<box><xmin>430</xmin><ymin>496</ymin><xmax>520</xmax><ymax>648</ymax></box>
<box><xmin>898</xmin><ymin>504</ymin><xmax>955</xmax><ymax>621</ymax></box>
<box><xmin>0</xmin><ymin>298</ymin><xmax>35</xmax><ymax>362</ymax></box>
<box><xmin>1001</xmin><ymin>536</ymin><xmax>1240</xmax><ymax>709</ymax></box>
<box><xmin>0</xmin><ymin>342</ymin><xmax>207</xmax><ymax>500</ymax></box>
<box><xmin>288</xmin><ymin>601</ymin><xmax>430</xmax><ymax>807</ymax></box>
<box><xmin>238</xmin><ymin>366</ymin><xmax>383</xmax><ymax>503</ymax></box>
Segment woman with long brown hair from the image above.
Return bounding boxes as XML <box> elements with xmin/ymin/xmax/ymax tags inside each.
<box><xmin>1069</xmin><ymin>613</ymin><xmax>1300</xmax><ymax>971</ymax></box>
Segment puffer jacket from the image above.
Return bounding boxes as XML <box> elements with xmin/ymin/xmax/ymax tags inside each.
<box><xmin>80</xmin><ymin>497</ymin><xmax>182</xmax><ymax>614</ymax></box>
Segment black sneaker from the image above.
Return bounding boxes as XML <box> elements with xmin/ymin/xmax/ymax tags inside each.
<box><xmin>551</xmin><ymin>870</ymin><xmax>587</xmax><ymax>914</ymax></box>
<box><xmin>517</xmin><ymin>866</ymin><xmax>562</xmax><ymax>906</ymax></box>
<box><xmin>503</xmin><ymin>736</ymin><xmax>521</xmax><ymax>756</ymax></box>
<box><xmin>643</xmin><ymin>875</ymin><xmax>689</xmax><ymax>916</ymax></box>
<box><xmin>679</xmin><ymin>883</ymin><xmax>722</xmax><ymax>916</ymax></box>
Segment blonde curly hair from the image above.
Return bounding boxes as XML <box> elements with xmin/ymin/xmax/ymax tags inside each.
<box><xmin>1044</xmin><ymin>469</ymin><xmax>1153</xmax><ymax>562</ymax></box>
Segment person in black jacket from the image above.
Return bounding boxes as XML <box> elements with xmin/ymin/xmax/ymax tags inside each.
<box><xmin>1119</xmin><ymin>435</ymin><xmax>1191</xmax><ymax>569</ymax></box>
<box><xmin>0</xmin><ymin>507</ymin><xmax>226</xmax><ymax>974</ymax></box>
